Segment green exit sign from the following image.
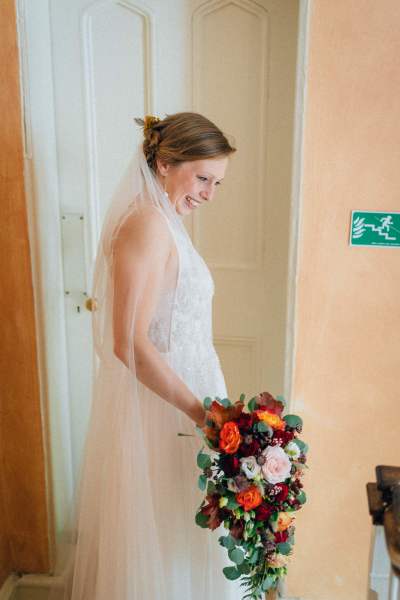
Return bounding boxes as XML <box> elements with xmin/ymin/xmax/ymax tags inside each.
<box><xmin>350</xmin><ymin>211</ymin><xmax>400</xmax><ymax>247</ymax></box>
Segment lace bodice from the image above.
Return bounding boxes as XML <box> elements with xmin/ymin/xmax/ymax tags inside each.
<box><xmin>148</xmin><ymin>215</ymin><xmax>227</xmax><ymax>400</ymax></box>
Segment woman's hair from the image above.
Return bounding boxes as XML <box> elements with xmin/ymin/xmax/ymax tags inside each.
<box><xmin>134</xmin><ymin>112</ymin><xmax>236</xmax><ymax>172</ymax></box>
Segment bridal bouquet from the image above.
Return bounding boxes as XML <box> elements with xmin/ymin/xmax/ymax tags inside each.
<box><xmin>194</xmin><ymin>392</ymin><xmax>308</xmax><ymax>599</ymax></box>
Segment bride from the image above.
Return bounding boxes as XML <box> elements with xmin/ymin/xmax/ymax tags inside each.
<box><xmin>50</xmin><ymin>112</ymin><xmax>243</xmax><ymax>599</ymax></box>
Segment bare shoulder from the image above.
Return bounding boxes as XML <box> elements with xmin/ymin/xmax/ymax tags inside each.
<box><xmin>114</xmin><ymin>204</ymin><xmax>173</xmax><ymax>252</ymax></box>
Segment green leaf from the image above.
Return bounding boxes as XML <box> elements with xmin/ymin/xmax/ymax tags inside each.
<box><xmin>276</xmin><ymin>394</ymin><xmax>287</xmax><ymax>406</ymax></box>
<box><xmin>207</xmin><ymin>480</ymin><xmax>216</xmax><ymax>494</ymax></box>
<box><xmin>293</xmin><ymin>438</ymin><xmax>308</xmax><ymax>453</ymax></box>
<box><xmin>237</xmin><ymin>561</ymin><xmax>252</xmax><ymax>574</ymax></box>
<box><xmin>247</xmin><ymin>396</ymin><xmax>258</xmax><ymax>412</ymax></box>
<box><xmin>226</xmin><ymin>496</ymin><xmax>240</xmax><ymax>510</ymax></box>
<box><xmin>257</xmin><ymin>421</ymin><xmax>269</xmax><ymax>433</ymax></box>
<box><xmin>239</xmin><ymin>393</ymin><xmax>246</xmax><ymax>402</ymax></box>
<box><xmin>220</xmin><ymin>397</ymin><xmax>231</xmax><ymax>408</ymax></box>
<box><xmin>197</xmin><ymin>452</ymin><xmax>212</xmax><ymax>469</ymax></box>
<box><xmin>261</xmin><ymin>575</ymin><xmax>276</xmax><ymax>591</ymax></box>
<box><xmin>248</xmin><ymin>548</ymin><xmax>260</xmax><ymax>564</ymax></box>
<box><xmin>270</xmin><ymin>511</ymin><xmax>279</xmax><ymax>522</ymax></box>
<box><xmin>283</xmin><ymin>414</ymin><xmax>303</xmax><ymax>429</ymax></box>
<box><xmin>195</xmin><ymin>512</ymin><xmax>209</xmax><ymax>528</ymax></box>
<box><xmin>223</xmin><ymin>566</ymin><xmax>241</xmax><ymax>580</ymax></box>
<box><xmin>203</xmin><ymin>396</ymin><xmax>213</xmax><ymax>409</ymax></box>
<box><xmin>220</xmin><ymin>534</ymin><xmax>236</xmax><ymax>550</ymax></box>
<box><xmin>277</xmin><ymin>542</ymin><xmax>291</xmax><ymax>555</ymax></box>
<box><xmin>297</xmin><ymin>490</ymin><xmax>307</xmax><ymax>504</ymax></box>
<box><xmin>228</xmin><ymin>547</ymin><xmax>245</xmax><ymax>565</ymax></box>
<box><xmin>198</xmin><ymin>474</ymin><xmax>207</xmax><ymax>491</ymax></box>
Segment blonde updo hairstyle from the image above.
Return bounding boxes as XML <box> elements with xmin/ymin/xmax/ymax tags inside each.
<box><xmin>134</xmin><ymin>112</ymin><xmax>236</xmax><ymax>173</ymax></box>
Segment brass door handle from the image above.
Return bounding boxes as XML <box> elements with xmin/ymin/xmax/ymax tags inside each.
<box><xmin>85</xmin><ymin>297</ymin><xmax>98</xmax><ymax>312</ymax></box>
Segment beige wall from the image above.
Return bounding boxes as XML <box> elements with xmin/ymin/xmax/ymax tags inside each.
<box><xmin>287</xmin><ymin>2</ymin><xmax>400</xmax><ymax>599</ymax></box>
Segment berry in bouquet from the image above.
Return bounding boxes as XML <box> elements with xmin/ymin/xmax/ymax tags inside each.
<box><xmin>194</xmin><ymin>391</ymin><xmax>308</xmax><ymax>599</ymax></box>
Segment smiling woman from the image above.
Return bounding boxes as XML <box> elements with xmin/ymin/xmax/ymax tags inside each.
<box><xmin>49</xmin><ymin>112</ymin><xmax>245</xmax><ymax>600</ymax></box>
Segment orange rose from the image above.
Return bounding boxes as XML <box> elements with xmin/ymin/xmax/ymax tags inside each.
<box><xmin>256</xmin><ymin>410</ymin><xmax>286</xmax><ymax>431</ymax></box>
<box><xmin>236</xmin><ymin>485</ymin><xmax>263</xmax><ymax>512</ymax></box>
<box><xmin>219</xmin><ymin>421</ymin><xmax>241</xmax><ymax>454</ymax></box>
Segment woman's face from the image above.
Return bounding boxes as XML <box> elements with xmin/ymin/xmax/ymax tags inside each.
<box><xmin>156</xmin><ymin>156</ymin><xmax>229</xmax><ymax>216</ymax></box>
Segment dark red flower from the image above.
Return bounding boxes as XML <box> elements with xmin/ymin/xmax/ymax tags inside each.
<box><xmin>272</xmin><ymin>429</ymin><xmax>294</xmax><ymax>446</ymax></box>
<box><xmin>219</xmin><ymin>454</ymin><xmax>240</xmax><ymax>477</ymax></box>
<box><xmin>274</xmin><ymin>483</ymin><xmax>289</xmax><ymax>502</ymax></box>
<box><xmin>200</xmin><ymin>494</ymin><xmax>222</xmax><ymax>530</ymax></box>
<box><xmin>230</xmin><ymin>519</ymin><xmax>245</xmax><ymax>540</ymax></box>
<box><xmin>274</xmin><ymin>530</ymin><xmax>288</xmax><ymax>543</ymax></box>
<box><xmin>256</xmin><ymin>392</ymin><xmax>284</xmax><ymax>416</ymax></box>
<box><xmin>255</xmin><ymin>502</ymin><xmax>274</xmax><ymax>521</ymax></box>
<box><xmin>236</xmin><ymin>413</ymin><xmax>254</xmax><ymax>430</ymax></box>
<box><xmin>239</xmin><ymin>439</ymin><xmax>260</xmax><ymax>457</ymax></box>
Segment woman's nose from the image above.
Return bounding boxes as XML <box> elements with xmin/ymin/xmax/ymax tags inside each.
<box><xmin>200</xmin><ymin>188</ymin><xmax>214</xmax><ymax>202</ymax></box>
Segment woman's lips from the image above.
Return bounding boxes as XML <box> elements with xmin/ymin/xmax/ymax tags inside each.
<box><xmin>185</xmin><ymin>195</ymin><xmax>200</xmax><ymax>209</ymax></box>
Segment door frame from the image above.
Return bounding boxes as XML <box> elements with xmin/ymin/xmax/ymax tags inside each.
<box><xmin>17</xmin><ymin>0</ymin><xmax>312</xmax><ymax>571</ymax></box>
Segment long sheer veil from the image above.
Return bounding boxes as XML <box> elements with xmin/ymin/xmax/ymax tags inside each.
<box><xmin>49</xmin><ymin>142</ymin><xmax>186</xmax><ymax>599</ymax></box>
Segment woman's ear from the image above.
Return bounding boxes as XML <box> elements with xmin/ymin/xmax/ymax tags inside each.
<box><xmin>156</xmin><ymin>158</ymin><xmax>170</xmax><ymax>177</ymax></box>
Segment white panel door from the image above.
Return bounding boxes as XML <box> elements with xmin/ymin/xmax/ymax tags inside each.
<box><xmin>22</xmin><ymin>0</ymin><xmax>302</xmax><ymax>549</ymax></box>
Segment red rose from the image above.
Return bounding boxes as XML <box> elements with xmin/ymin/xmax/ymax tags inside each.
<box><xmin>274</xmin><ymin>483</ymin><xmax>289</xmax><ymax>502</ymax></box>
<box><xmin>255</xmin><ymin>502</ymin><xmax>273</xmax><ymax>521</ymax></box>
<box><xmin>219</xmin><ymin>454</ymin><xmax>240</xmax><ymax>477</ymax></box>
<box><xmin>239</xmin><ymin>439</ymin><xmax>260</xmax><ymax>457</ymax></box>
<box><xmin>274</xmin><ymin>530</ymin><xmax>288</xmax><ymax>543</ymax></box>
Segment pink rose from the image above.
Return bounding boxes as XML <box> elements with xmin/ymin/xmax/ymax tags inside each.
<box><xmin>261</xmin><ymin>446</ymin><xmax>291</xmax><ymax>484</ymax></box>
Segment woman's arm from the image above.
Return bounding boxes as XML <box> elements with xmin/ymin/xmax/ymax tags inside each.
<box><xmin>112</xmin><ymin>207</ymin><xmax>206</xmax><ymax>427</ymax></box>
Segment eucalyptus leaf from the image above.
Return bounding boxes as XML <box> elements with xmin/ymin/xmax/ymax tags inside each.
<box><xmin>228</xmin><ymin>547</ymin><xmax>245</xmax><ymax>565</ymax></box>
<box><xmin>237</xmin><ymin>561</ymin><xmax>252</xmax><ymax>574</ymax></box>
<box><xmin>197</xmin><ymin>452</ymin><xmax>212</xmax><ymax>469</ymax></box>
<box><xmin>261</xmin><ymin>575</ymin><xmax>276</xmax><ymax>591</ymax></box>
<box><xmin>203</xmin><ymin>396</ymin><xmax>213</xmax><ymax>409</ymax></box>
<box><xmin>223</xmin><ymin>566</ymin><xmax>241</xmax><ymax>580</ymax></box>
<box><xmin>198</xmin><ymin>474</ymin><xmax>207</xmax><ymax>491</ymax></box>
<box><xmin>220</xmin><ymin>397</ymin><xmax>231</xmax><ymax>408</ymax></box>
<box><xmin>283</xmin><ymin>414</ymin><xmax>303</xmax><ymax>429</ymax></box>
<box><xmin>297</xmin><ymin>490</ymin><xmax>307</xmax><ymax>504</ymax></box>
<box><xmin>195</xmin><ymin>512</ymin><xmax>208</xmax><ymax>528</ymax></box>
<box><xmin>257</xmin><ymin>421</ymin><xmax>269</xmax><ymax>433</ymax></box>
<box><xmin>221</xmin><ymin>534</ymin><xmax>236</xmax><ymax>550</ymax></box>
<box><xmin>277</xmin><ymin>542</ymin><xmax>291</xmax><ymax>555</ymax></box>
<box><xmin>293</xmin><ymin>438</ymin><xmax>308</xmax><ymax>453</ymax></box>
<box><xmin>248</xmin><ymin>548</ymin><xmax>260</xmax><ymax>564</ymax></box>
<box><xmin>239</xmin><ymin>393</ymin><xmax>246</xmax><ymax>402</ymax></box>
<box><xmin>248</xmin><ymin>396</ymin><xmax>258</xmax><ymax>412</ymax></box>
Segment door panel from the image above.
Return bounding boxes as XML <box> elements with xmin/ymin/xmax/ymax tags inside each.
<box><xmin>24</xmin><ymin>0</ymin><xmax>300</xmax><ymax>545</ymax></box>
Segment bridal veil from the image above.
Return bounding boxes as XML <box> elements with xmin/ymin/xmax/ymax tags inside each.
<box><xmin>49</xmin><ymin>132</ymin><xmax>186</xmax><ymax>599</ymax></box>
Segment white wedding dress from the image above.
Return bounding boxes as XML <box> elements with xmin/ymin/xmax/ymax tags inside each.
<box><xmin>49</xmin><ymin>147</ymin><xmax>245</xmax><ymax>599</ymax></box>
<box><xmin>137</xmin><ymin>210</ymin><xmax>244</xmax><ymax>599</ymax></box>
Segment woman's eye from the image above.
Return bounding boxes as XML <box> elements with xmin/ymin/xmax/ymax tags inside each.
<box><xmin>197</xmin><ymin>176</ymin><xmax>207</xmax><ymax>182</ymax></box>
